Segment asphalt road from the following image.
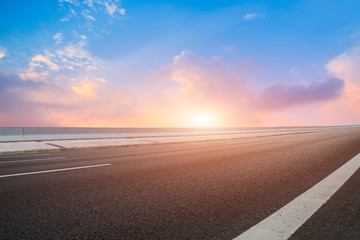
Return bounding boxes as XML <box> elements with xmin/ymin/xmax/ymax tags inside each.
<box><xmin>1</xmin><ymin>128</ymin><xmax>360</xmax><ymax>239</ymax></box>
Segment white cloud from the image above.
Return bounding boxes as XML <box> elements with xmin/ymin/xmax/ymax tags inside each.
<box><xmin>0</xmin><ymin>47</ymin><xmax>7</xmax><ymax>59</ymax></box>
<box><xmin>327</xmin><ymin>46</ymin><xmax>360</xmax><ymax>84</ymax></box>
<box><xmin>243</xmin><ymin>13</ymin><xmax>264</xmax><ymax>20</ymax></box>
<box><xmin>60</xmin><ymin>8</ymin><xmax>76</xmax><ymax>21</ymax></box>
<box><xmin>21</xmin><ymin>40</ymin><xmax>102</xmax><ymax>81</ymax></box>
<box><xmin>53</xmin><ymin>32</ymin><xmax>63</xmax><ymax>44</ymax></box>
<box><xmin>104</xmin><ymin>2</ymin><xmax>126</xmax><ymax>16</ymax></box>
<box><xmin>32</xmin><ymin>54</ymin><xmax>60</xmax><ymax>71</ymax></box>
<box><xmin>82</xmin><ymin>9</ymin><xmax>96</xmax><ymax>21</ymax></box>
<box><xmin>58</xmin><ymin>0</ymin><xmax>126</xmax><ymax>36</ymax></box>
<box><xmin>83</xmin><ymin>0</ymin><xmax>94</xmax><ymax>8</ymax></box>
<box><xmin>59</xmin><ymin>0</ymin><xmax>75</xmax><ymax>4</ymax></box>
<box><xmin>59</xmin><ymin>0</ymin><xmax>126</xmax><ymax>20</ymax></box>
<box><xmin>119</xmin><ymin>8</ymin><xmax>126</xmax><ymax>15</ymax></box>
<box><xmin>60</xmin><ymin>17</ymin><xmax>71</xmax><ymax>22</ymax></box>
<box><xmin>72</xmin><ymin>30</ymin><xmax>88</xmax><ymax>40</ymax></box>
<box><xmin>104</xmin><ymin>2</ymin><xmax>118</xmax><ymax>16</ymax></box>
<box><xmin>55</xmin><ymin>43</ymin><xmax>101</xmax><ymax>70</ymax></box>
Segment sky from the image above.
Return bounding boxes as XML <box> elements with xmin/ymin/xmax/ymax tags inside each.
<box><xmin>0</xmin><ymin>0</ymin><xmax>360</xmax><ymax>127</ymax></box>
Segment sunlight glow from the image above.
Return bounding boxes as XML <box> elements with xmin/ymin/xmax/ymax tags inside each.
<box><xmin>192</xmin><ymin>112</ymin><xmax>217</xmax><ymax>127</ymax></box>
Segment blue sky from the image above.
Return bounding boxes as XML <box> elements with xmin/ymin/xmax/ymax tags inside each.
<box><xmin>0</xmin><ymin>0</ymin><xmax>360</xmax><ymax>127</ymax></box>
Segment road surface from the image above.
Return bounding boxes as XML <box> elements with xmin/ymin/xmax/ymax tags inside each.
<box><xmin>1</xmin><ymin>127</ymin><xmax>360</xmax><ymax>239</ymax></box>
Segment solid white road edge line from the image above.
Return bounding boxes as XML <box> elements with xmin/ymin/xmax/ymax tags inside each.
<box><xmin>234</xmin><ymin>153</ymin><xmax>360</xmax><ymax>240</ymax></box>
<box><xmin>0</xmin><ymin>163</ymin><xmax>111</xmax><ymax>178</ymax></box>
<box><xmin>0</xmin><ymin>157</ymin><xmax>66</xmax><ymax>164</ymax></box>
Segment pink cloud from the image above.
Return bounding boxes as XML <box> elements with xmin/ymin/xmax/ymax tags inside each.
<box><xmin>142</xmin><ymin>50</ymin><xmax>345</xmax><ymax>126</ymax></box>
<box><xmin>145</xmin><ymin>50</ymin><xmax>260</xmax><ymax>126</ymax></box>
<box><xmin>0</xmin><ymin>50</ymin><xmax>350</xmax><ymax>127</ymax></box>
<box><xmin>0</xmin><ymin>73</ymin><xmax>59</xmax><ymax>126</ymax></box>
<box><xmin>0</xmin><ymin>72</ymin><xmax>140</xmax><ymax>127</ymax></box>
<box><xmin>321</xmin><ymin>46</ymin><xmax>360</xmax><ymax>124</ymax></box>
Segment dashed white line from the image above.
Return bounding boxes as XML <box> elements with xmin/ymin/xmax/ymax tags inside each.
<box><xmin>234</xmin><ymin>153</ymin><xmax>360</xmax><ymax>240</ymax></box>
<box><xmin>0</xmin><ymin>157</ymin><xmax>66</xmax><ymax>164</ymax></box>
<box><xmin>0</xmin><ymin>163</ymin><xmax>111</xmax><ymax>178</ymax></box>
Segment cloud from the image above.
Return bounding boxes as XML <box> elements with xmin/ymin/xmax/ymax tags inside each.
<box><xmin>60</xmin><ymin>8</ymin><xmax>76</xmax><ymax>22</ymax></box>
<box><xmin>0</xmin><ymin>70</ymin><xmax>139</xmax><ymax>127</ymax></box>
<box><xmin>20</xmin><ymin>40</ymin><xmax>102</xmax><ymax>82</ymax></box>
<box><xmin>53</xmin><ymin>32</ymin><xmax>63</xmax><ymax>44</ymax></box>
<box><xmin>82</xmin><ymin>9</ymin><xmax>96</xmax><ymax>21</ymax></box>
<box><xmin>243</xmin><ymin>13</ymin><xmax>264</xmax><ymax>20</ymax></box>
<box><xmin>145</xmin><ymin>51</ymin><xmax>343</xmax><ymax>126</ymax></box>
<box><xmin>59</xmin><ymin>0</ymin><xmax>76</xmax><ymax>4</ymax></box>
<box><xmin>327</xmin><ymin>46</ymin><xmax>360</xmax><ymax>84</ymax></box>
<box><xmin>105</xmin><ymin>3</ymin><xmax>116</xmax><ymax>16</ymax></box>
<box><xmin>2</xmin><ymin>50</ymin><xmax>349</xmax><ymax>127</ymax></box>
<box><xmin>0</xmin><ymin>47</ymin><xmax>8</xmax><ymax>59</ymax></box>
<box><xmin>83</xmin><ymin>0</ymin><xmax>94</xmax><ymax>7</ymax></box>
<box><xmin>59</xmin><ymin>0</ymin><xmax>126</xmax><ymax>22</ymax></box>
<box><xmin>60</xmin><ymin>17</ymin><xmax>71</xmax><ymax>22</ymax></box>
<box><xmin>322</xmin><ymin>45</ymin><xmax>360</xmax><ymax>123</ymax></box>
<box><xmin>256</xmin><ymin>78</ymin><xmax>344</xmax><ymax>110</ymax></box>
<box><xmin>74</xmin><ymin>31</ymin><xmax>87</xmax><ymax>40</ymax></box>
<box><xmin>58</xmin><ymin>0</ymin><xmax>126</xmax><ymax>37</ymax></box>
<box><xmin>104</xmin><ymin>2</ymin><xmax>122</xmax><ymax>16</ymax></box>
<box><xmin>144</xmin><ymin>50</ymin><xmax>259</xmax><ymax>126</ymax></box>
<box><xmin>119</xmin><ymin>8</ymin><xmax>126</xmax><ymax>15</ymax></box>
<box><xmin>71</xmin><ymin>78</ymin><xmax>97</xmax><ymax>97</ymax></box>
<box><xmin>0</xmin><ymin>73</ymin><xmax>62</xmax><ymax>126</ymax></box>
<box><xmin>32</xmin><ymin>54</ymin><xmax>60</xmax><ymax>71</ymax></box>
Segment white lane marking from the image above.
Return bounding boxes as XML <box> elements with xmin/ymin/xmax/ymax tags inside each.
<box><xmin>234</xmin><ymin>153</ymin><xmax>360</xmax><ymax>240</ymax></box>
<box><xmin>0</xmin><ymin>163</ymin><xmax>111</xmax><ymax>178</ymax></box>
<box><xmin>0</xmin><ymin>157</ymin><xmax>66</xmax><ymax>164</ymax></box>
<box><xmin>0</xmin><ymin>154</ymin><xmax>50</xmax><ymax>158</ymax></box>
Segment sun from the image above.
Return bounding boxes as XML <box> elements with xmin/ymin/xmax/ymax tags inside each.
<box><xmin>192</xmin><ymin>112</ymin><xmax>217</xmax><ymax>127</ymax></box>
